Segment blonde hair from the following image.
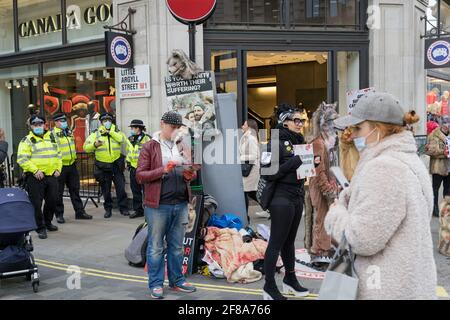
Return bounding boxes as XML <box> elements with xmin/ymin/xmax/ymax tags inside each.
<box><xmin>367</xmin><ymin>111</ymin><xmax>418</xmax><ymax>139</ymax></box>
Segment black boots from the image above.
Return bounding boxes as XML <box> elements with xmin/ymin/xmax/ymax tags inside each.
<box><xmin>46</xmin><ymin>224</ymin><xmax>58</xmax><ymax>232</ymax></box>
<box><xmin>37</xmin><ymin>229</ymin><xmax>47</xmax><ymax>240</ymax></box>
<box><xmin>104</xmin><ymin>210</ymin><xmax>112</xmax><ymax>219</ymax></box>
<box><xmin>263</xmin><ymin>281</ymin><xmax>287</xmax><ymax>300</ymax></box>
<box><xmin>56</xmin><ymin>215</ymin><xmax>65</xmax><ymax>224</ymax></box>
<box><xmin>120</xmin><ymin>210</ymin><xmax>130</xmax><ymax>216</ymax></box>
<box><xmin>129</xmin><ymin>211</ymin><xmax>144</xmax><ymax>219</ymax></box>
<box><xmin>282</xmin><ymin>272</ymin><xmax>309</xmax><ymax>297</ymax></box>
<box><xmin>76</xmin><ymin>213</ymin><xmax>93</xmax><ymax>220</ymax></box>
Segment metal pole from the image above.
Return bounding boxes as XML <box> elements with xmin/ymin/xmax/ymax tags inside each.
<box><xmin>188</xmin><ymin>23</ymin><xmax>196</xmax><ymax>62</ymax></box>
<box><xmin>438</xmin><ymin>0</ymin><xmax>442</xmax><ymax>38</ymax></box>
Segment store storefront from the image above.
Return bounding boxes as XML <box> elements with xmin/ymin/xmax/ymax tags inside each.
<box><xmin>427</xmin><ymin>69</ymin><xmax>450</xmax><ymax>118</ymax></box>
<box><xmin>203</xmin><ymin>0</ymin><xmax>369</xmax><ymax>127</ymax></box>
<box><xmin>0</xmin><ymin>0</ymin><xmax>114</xmax><ymax>156</ymax></box>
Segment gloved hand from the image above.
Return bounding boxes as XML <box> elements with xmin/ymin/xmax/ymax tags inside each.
<box><xmin>164</xmin><ymin>160</ymin><xmax>178</xmax><ymax>174</ymax></box>
<box><xmin>183</xmin><ymin>169</ymin><xmax>196</xmax><ymax>182</ymax></box>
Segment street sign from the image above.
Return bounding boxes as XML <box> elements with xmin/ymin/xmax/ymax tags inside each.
<box><xmin>119</xmin><ymin>65</ymin><xmax>151</xmax><ymax>98</ymax></box>
<box><xmin>425</xmin><ymin>37</ymin><xmax>450</xmax><ymax>69</ymax></box>
<box><xmin>105</xmin><ymin>31</ymin><xmax>134</xmax><ymax>69</ymax></box>
<box><xmin>166</xmin><ymin>0</ymin><xmax>217</xmax><ymax>25</ymax></box>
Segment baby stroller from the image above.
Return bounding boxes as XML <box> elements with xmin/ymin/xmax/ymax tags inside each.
<box><xmin>0</xmin><ymin>188</ymin><xmax>40</xmax><ymax>292</ymax></box>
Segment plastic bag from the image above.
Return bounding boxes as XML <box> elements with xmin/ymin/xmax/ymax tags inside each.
<box><xmin>207</xmin><ymin>213</ymin><xmax>243</xmax><ymax>231</ymax></box>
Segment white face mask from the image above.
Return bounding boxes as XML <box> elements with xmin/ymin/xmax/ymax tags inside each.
<box><xmin>353</xmin><ymin>128</ymin><xmax>379</xmax><ymax>153</ymax></box>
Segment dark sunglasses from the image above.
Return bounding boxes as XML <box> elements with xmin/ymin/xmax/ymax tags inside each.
<box><xmin>291</xmin><ymin>118</ymin><xmax>306</xmax><ymax>125</ymax></box>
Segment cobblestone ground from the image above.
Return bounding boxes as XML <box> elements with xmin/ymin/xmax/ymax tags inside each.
<box><xmin>0</xmin><ymin>199</ymin><xmax>448</xmax><ymax>300</ymax></box>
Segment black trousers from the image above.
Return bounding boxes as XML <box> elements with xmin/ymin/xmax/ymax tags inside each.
<box><xmin>264</xmin><ymin>195</ymin><xmax>303</xmax><ymax>286</ymax></box>
<box><xmin>54</xmin><ymin>163</ymin><xmax>85</xmax><ymax>217</ymax></box>
<box><xmin>129</xmin><ymin>167</ymin><xmax>144</xmax><ymax>214</ymax></box>
<box><xmin>244</xmin><ymin>191</ymin><xmax>257</xmax><ymax>212</ymax></box>
<box><xmin>100</xmin><ymin>162</ymin><xmax>128</xmax><ymax>212</ymax></box>
<box><xmin>27</xmin><ymin>175</ymin><xmax>59</xmax><ymax>231</ymax></box>
<box><xmin>432</xmin><ymin>174</ymin><xmax>450</xmax><ymax>214</ymax></box>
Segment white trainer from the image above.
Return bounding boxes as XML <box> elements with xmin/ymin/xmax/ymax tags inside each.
<box><xmin>255</xmin><ymin>211</ymin><xmax>270</xmax><ymax>218</ymax></box>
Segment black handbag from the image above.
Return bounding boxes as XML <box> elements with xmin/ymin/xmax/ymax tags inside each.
<box><xmin>241</xmin><ymin>161</ymin><xmax>254</xmax><ymax>177</ymax></box>
<box><xmin>256</xmin><ymin>174</ymin><xmax>276</xmax><ymax>211</ymax></box>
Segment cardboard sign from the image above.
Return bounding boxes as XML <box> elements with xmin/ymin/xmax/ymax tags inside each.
<box><xmin>165</xmin><ymin>71</ymin><xmax>218</xmax><ymax>137</ymax></box>
<box><xmin>446</xmin><ymin>137</ymin><xmax>450</xmax><ymax>159</ymax></box>
<box><xmin>119</xmin><ymin>65</ymin><xmax>151</xmax><ymax>98</ymax></box>
<box><xmin>294</xmin><ymin>144</ymin><xmax>316</xmax><ymax>179</ymax></box>
<box><xmin>182</xmin><ymin>194</ymin><xmax>204</xmax><ymax>276</ymax></box>
<box><xmin>346</xmin><ymin>87</ymin><xmax>376</xmax><ymax>115</ymax></box>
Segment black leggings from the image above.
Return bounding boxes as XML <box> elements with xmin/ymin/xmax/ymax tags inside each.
<box><xmin>264</xmin><ymin>195</ymin><xmax>303</xmax><ymax>286</ymax></box>
<box><xmin>244</xmin><ymin>191</ymin><xmax>257</xmax><ymax>211</ymax></box>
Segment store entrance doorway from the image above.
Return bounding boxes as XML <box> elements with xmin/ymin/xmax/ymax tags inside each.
<box><xmin>246</xmin><ymin>51</ymin><xmax>329</xmax><ymax>134</ymax></box>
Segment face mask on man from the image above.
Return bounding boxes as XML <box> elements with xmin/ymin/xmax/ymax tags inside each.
<box><xmin>60</xmin><ymin>121</ymin><xmax>68</xmax><ymax>130</ymax></box>
<box><xmin>104</xmin><ymin>121</ymin><xmax>112</xmax><ymax>130</ymax></box>
<box><xmin>33</xmin><ymin>127</ymin><xmax>44</xmax><ymax>136</ymax></box>
<box><xmin>354</xmin><ymin>127</ymin><xmax>378</xmax><ymax>153</ymax></box>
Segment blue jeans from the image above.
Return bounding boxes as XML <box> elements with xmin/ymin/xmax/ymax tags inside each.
<box><xmin>145</xmin><ymin>202</ymin><xmax>188</xmax><ymax>290</ymax></box>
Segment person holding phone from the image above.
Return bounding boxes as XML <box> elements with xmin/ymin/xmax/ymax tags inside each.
<box><xmin>326</xmin><ymin>92</ymin><xmax>437</xmax><ymax>300</ymax></box>
<box><xmin>136</xmin><ymin>111</ymin><xmax>198</xmax><ymax>300</ymax></box>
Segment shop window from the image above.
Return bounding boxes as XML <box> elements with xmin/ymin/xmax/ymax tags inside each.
<box><xmin>290</xmin><ymin>0</ymin><xmax>359</xmax><ymax>28</ymax></box>
<box><xmin>43</xmin><ymin>56</ymin><xmax>115</xmax><ymax>153</ymax></box>
<box><xmin>208</xmin><ymin>0</ymin><xmax>281</xmax><ymax>26</ymax></box>
<box><xmin>0</xmin><ymin>0</ymin><xmax>14</xmax><ymax>55</ymax></box>
<box><xmin>427</xmin><ymin>75</ymin><xmax>450</xmax><ymax>118</ymax></box>
<box><xmin>67</xmin><ymin>0</ymin><xmax>113</xmax><ymax>43</ymax></box>
<box><xmin>211</xmin><ymin>50</ymin><xmax>238</xmax><ymax>95</ymax></box>
<box><xmin>18</xmin><ymin>0</ymin><xmax>62</xmax><ymax>51</ymax></box>
<box><xmin>0</xmin><ymin>65</ymin><xmax>39</xmax><ymax>164</ymax></box>
<box><xmin>337</xmin><ymin>51</ymin><xmax>360</xmax><ymax>116</ymax></box>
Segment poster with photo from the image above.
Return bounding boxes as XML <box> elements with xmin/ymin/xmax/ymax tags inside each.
<box><xmin>165</xmin><ymin>71</ymin><xmax>218</xmax><ymax>138</ymax></box>
<box><xmin>294</xmin><ymin>144</ymin><xmax>316</xmax><ymax>180</ymax></box>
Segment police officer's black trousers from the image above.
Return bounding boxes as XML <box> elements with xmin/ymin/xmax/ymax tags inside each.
<box><xmin>129</xmin><ymin>167</ymin><xmax>144</xmax><ymax>214</ymax></box>
<box><xmin>27</xmin><ymin>175</ymin><xmax>58</xmax><ymax>231</ymax></box>
<box><xmin>100</xmin><ymin>162</ymin><xmax>128</xmax><ymax>212</ymax></box>
<box><xmin>54</xmin><ymin>163</ymin><xmax>85</xmax><ymax>217</ymax></box>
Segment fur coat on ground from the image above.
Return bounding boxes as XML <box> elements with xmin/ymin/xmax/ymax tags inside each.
<box><xmin>325</xmin><ymin>130</ymin><xmax>437</xmax><ymax>300</ymax></box>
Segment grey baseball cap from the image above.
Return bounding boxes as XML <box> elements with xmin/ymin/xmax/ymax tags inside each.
<box><xmin>334</xmin><ymin>92</ymin><xmax>405</xmax><ymax>129</ymax></box>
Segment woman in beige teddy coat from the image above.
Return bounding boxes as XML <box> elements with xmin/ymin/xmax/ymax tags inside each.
<box><xmin>326</xmin><ymin>92</ymin><xmax>437</xmax><ymax>300</ymax></box>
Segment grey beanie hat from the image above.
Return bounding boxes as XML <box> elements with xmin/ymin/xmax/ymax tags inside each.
<box><xmin>334</xmin><ymin>92</ymin><xmax>405</xmax><ymax>129</ymax></box>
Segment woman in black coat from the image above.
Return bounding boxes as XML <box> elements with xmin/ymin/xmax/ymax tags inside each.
<box><xmin>262</xmin><ymin>104</ymin><xmax>309</xmax><ymax>300</ymax></box>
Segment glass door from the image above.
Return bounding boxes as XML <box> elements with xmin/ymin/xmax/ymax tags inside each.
<box><xmin>245</xmin><ymin>50</ymin><xmax>329</xmax><ymax>134</ymax></box>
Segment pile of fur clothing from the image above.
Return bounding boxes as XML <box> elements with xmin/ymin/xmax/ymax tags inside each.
<box><xmin>204</xmin><ymin>227</ymin><xmax>267</xmax><ymax>283</ymax></box>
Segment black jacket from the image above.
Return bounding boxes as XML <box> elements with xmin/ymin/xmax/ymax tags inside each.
<box><xmin>0</xmin><ymin>141</ymin><xmax>8</xmax><ymax>164</ymax></box>
<box><xmin>264</xmin><ymin>125</ymin><xmax>305</xmax><ymax>197</ymax></box>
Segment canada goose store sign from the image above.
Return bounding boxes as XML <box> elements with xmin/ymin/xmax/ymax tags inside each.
<box><xmin>105</xmin><ymin>31</ymin><xmax>134</xmax><ymax>69</ymax></box>
<box><xmin>425</xmin><ymin>37</ymin><xmax>450</xmax><ymax>69</ymax></box>
<box><xmin>18</xmin><ymin>3</ymin><xmax>112</xmax><ymax>38</ymax></box>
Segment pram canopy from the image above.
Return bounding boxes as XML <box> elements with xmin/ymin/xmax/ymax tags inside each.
<box><xmin>0</xmin><ymin>188</ymin><xmax>37</xmax><ymax>233</ymax></box>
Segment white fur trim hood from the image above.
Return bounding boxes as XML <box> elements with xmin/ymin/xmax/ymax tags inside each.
<box><xmin>325</xmin><ymin>130</ymin><xmax>438</xmax><ymax>300</ymax></box>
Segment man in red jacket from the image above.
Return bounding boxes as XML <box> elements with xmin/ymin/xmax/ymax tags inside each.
<box><xmin>136</xmin><ymin>111</ymin><xmax>197</xmax><ymax>299</ymax></box>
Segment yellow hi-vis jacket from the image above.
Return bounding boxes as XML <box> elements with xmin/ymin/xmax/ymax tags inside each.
<box><xmin>83</xmin><ymin>124</ymin><xmax>127</xmax><ymax>163</ymax></box>
<box><xmin>51</xmin><ymin>127</ymin><xmax>76</xmax><ymax>166</ymax></box>
<box><xmin>17</xmin><ymin>131</ymin><xmax>62</xmax><ymax>176</ymax></box>
<box><xmin>126</xmin><ymin>133</ymin><xmax>151</xmax><ymax>169</ymax></box>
